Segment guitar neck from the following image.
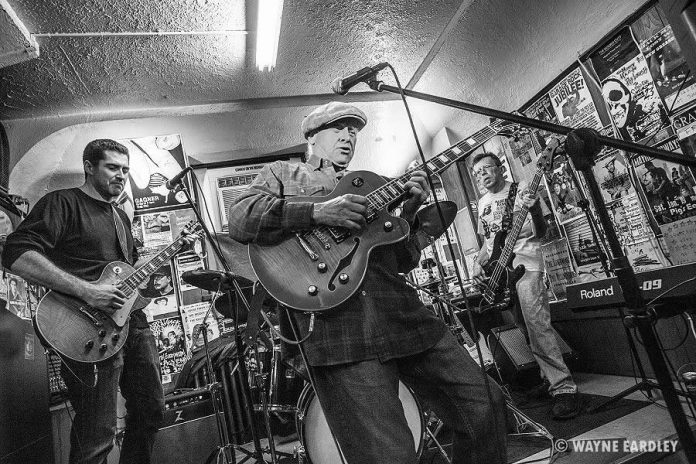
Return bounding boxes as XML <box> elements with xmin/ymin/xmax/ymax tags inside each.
<box><xmin>497</xmin><ymin>168</ymin><xmax>545</xmax><ymax>266</ymax></box>
<box><xmin>363</xmin><ymin>123</ymin><xmax>504</xmax><ymax>214</ymax></box>
<box><xmin>120</xmin><ymin>236</ymin><xmax>188</xmax><ymax>296</ymax></box>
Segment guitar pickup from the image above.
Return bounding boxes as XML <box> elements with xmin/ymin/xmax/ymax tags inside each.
<box><xmin>327</xmin><ymin>227</ymin><xmax>350</xmax><ymax>243</ymax></box>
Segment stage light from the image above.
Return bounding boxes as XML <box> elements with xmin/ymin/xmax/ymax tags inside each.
<box><xmin>256</xmin><ymin>0</ymin><xmax>284</xmax><ymax>71</ymax></box>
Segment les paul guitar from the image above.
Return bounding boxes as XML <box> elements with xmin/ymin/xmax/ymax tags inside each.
<box><xmin>34</xmin><ymin>221</ymin><xmax>201</xmax><ymax>363</ymax></box>
<box><xmin>478</xmin><ymin>139</ymin><xmax>557</xmax><ymax>310</ymax></box>
<box><xmin>249</xmin><ymin>120</ymin><xmax>515</xmax><ymax>311</ymax></box>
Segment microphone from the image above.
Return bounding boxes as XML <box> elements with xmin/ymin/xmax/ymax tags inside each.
<box><xmin>165</xmin><ymin>166</ymin><xmax>193</xmax><ymax>190</ymax></box>
<box><xmin>331</xmin><ymin>62</ymin><xmax>389</xmax><ymax>95</ymax></box>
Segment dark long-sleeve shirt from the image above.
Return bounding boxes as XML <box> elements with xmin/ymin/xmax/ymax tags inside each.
<box><xmin>228</xmin><ymin>155</ymin><xmax>446</xmax><ymax>366</ymax></box>
<box><xmin>2</xmin><ymin>187</ymin><xmax>147</xmax><ymax>327</ymax></box>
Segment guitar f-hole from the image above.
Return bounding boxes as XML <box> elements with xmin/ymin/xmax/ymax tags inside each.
<box><xmin>328</xmin><ymin>237</ymin><xmax>360</xmax><ymax>291</ymax></box>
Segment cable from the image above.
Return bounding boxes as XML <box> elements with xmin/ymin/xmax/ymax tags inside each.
<box><xmin>646</xmin><ymin>275</ymin><xmax>696</xmax><ymax>306</ymax></box>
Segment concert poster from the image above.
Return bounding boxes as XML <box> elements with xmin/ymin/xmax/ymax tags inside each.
<box><xmin>632</xmin><ymin>143</ymin><xmax>696</xmax><ymax>225</ymax></box>
<box><xmin>180</xmin><ymin>302</ymin><xmax>221</xmax><ymax>353</ymax></box>
<box><xmin>624</xmin><ymin>238</ymin><xmax>665</xmax><ymax>272</ymax></box>
<box><xmin>543</xmin><ymin>153</ymin><xmax>584</xmax><ymax>225</ymax></box>
<box><xmin>590</xmin><ymin>27</ymin><xmax>672</xmax><ymax>144</ymax></box>
<box><xmin>142</xmin><ymin>293</ymin><xmax>178</xmax><ymax>322</ymax></box>
<box><xmin>175</xmin><ymin>254</ymin><xmax>209</xmax><ymax>306</ymax></box>
<box><xmin>120</xmin><ymin>134</ymin><xmax>191</xmax><ymax>213</ymax></box>
<box><xmin>139</xmin><ymin>211</ymin><xmax>173</xmax><ymax>249</ymax></box>
<box><xmin>672</xmin><ymin>105</ymin><xmax>696</xmax><ymax>157</ymax></box>
<box><xmin>593</xmin><ymin>151</ymin><xmax>633</xmax><ymax>204</ymax></box>
<box><xmin>548</xmin><ymin>67</ymin><xmax>603</xmax><ymax>130</ymax></box>
<box><xmin>540</xmin><ymin>238</ymin><xmax>577</xmax><ymax>300</ymax></box>
<box><xmin>562</xmin><ymin>216</ymin><xmax>605</xmax><ymax>281</ymax></box>
<box><xmin>4</xmin><ymin>272</ymin><xmax>30</xmax><ymax>319</ymax></box>
<box><xmin>637</xmin><ymin>25</ymin><xmax>696</xmax><ymax>112</ymax></box>
<box><xmin>150</xmin><ymin>316</ymin><xmax>188</xmax><ymax>384</ymax></box>
<box><xmin>608</xmin><ymin>193</ymin><xmax>653</xmax><ymax>246</ymax></box>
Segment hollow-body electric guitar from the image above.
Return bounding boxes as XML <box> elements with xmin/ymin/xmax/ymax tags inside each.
<box><xmin>249</xmin><ymin>120</ymin><xmax>515</xmax><ymax>311</ymax></box>
<box><xmin>479</xmin><ymin>142</ymin><xmax>557</xmax><ymax>309</ymax></box>
<box><xmin>34</xmin><ymin>222</ymin><xmax>201</xmax><ymax>363</ymax></box>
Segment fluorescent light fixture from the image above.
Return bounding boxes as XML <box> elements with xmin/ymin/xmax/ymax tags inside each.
<box><xmin>256</xmin><ymin>0</ymin><xmax>284</xmax><ymax>71</ymax></box>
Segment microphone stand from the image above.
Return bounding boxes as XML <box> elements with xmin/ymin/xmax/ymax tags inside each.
<box><xmin>366</xmin><ymin>79</ymin><xmax>696</xmax><ymax>462</ymax></box>
<box><xmin>169</xmin><ymin>179</ymin><xmax>267</xmax><ymax>464</ymax></box>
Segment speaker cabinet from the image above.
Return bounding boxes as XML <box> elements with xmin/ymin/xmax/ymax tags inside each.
<box><xmin>488</xmin><ymin>324</ymin><xmax>575</xmax><ymax>373</ymax></box>
<box><xmin>151</xmin><ymin>389</ymin><xmax>219</xmax><ymax>464</ymax></box>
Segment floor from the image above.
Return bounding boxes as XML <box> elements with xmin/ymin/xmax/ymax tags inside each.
<box><xmin>229</xmin><ymin>372</ymin><xmax>696</xmax><ymax>464</ymax></box>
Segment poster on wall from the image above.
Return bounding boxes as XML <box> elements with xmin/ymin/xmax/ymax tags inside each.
<box><xmin>548</xmin><ymin>67</ymin><xmax>603</xmax><ymax>130</ymax></box>
<box><xmin>562</xmin><ymin>216</ymin><xmax>605</xmax><ymax>281</ymax></box>
<box><xmin>637</xmin><ymin>25</ymin><xmax>696</xmax><ymax>112</ymax></box>
<box><xmin>672</xmin><ymin>105</ymin><xmax>696</xmax><ymax>156</ymax></box>
<box><xmin>5</xmin><ymin>273</ymin><xmax>30</xmax><ymax>319</ymax></box>
<box><xmin>151</xmin><ymin>316</ymin><xmax>188</xmax><ymax>384</ymax></box>
<box><xmin>120</xmin><ymin>134</ymin><xmax>190</xmax><ymax>212</ymax></box>
<box><xmin>180</xmin><ymin>302</ymin><xmax>221</xmax><ymax>352</ymax></box>
<box><xmin>593</xmin><ymin>152</ymin><xmax>633</xmax><ymax>204</ymax></box>
<box><xmin>544</xmin><ymin>153</ymin><xmax>584</xmax><ymax>224</ymax></box>
<box><xmin>633</xmin><ymin>150</ymin><xmax>696</xmax><ymax>225</ymax></box>
<box><xmin>661</xmin><ymin>216</ymin><xmax>696</xmax><ymax>264</ymax></box>
<box><xmin>142</xmin><ymin>293</ymin><xmax>178</xmax><ymax>322</ymax></box>
<box><xmin>624</xmin><ymin>238</ymin><xmax>665</xmax><ymax>272</ymax></box>
<box><xmin>540</xmin><ymin>238</ymin><xmax>576</xmax><ymax>300</ymax></box>
<box><xmin>590</xmin><ymin>27</ymin><xmax>672</xmax><ymax>144</ymax></box>
<box><xmin>608</xmin><ymin>193</ymin><xmax>654</xmax><ymax>246</ymax></box>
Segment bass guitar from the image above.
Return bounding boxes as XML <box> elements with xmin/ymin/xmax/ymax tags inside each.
<box><xmin>478</xmin><ymin>139</ymin><xmax>557</xmax><ymax>309</ymax></box>
<box><xmin>34</xmin><ymin>221</ymin><xmax>201</xmax><ymax>363</ymax></box>
<box><xmin>249</xmin><ymin>120</ymin><xmax>515</xmax><ymax>311</ymax></box>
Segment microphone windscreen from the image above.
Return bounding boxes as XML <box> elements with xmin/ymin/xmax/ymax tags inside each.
<box><xmin>330</xmin><ymin>77</ymin><xmax>346</xmax><ymax>95</ymax></box>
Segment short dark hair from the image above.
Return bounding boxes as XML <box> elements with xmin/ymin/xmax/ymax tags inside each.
<box><xmin>471</xmin><ymin>152</ymin><xmax>501</xmax><ymax>167</ymax></box>
<box><xmin>83</xmin><ymin>139</ymin><xmax>128</xmax><ymax>167</ymax></box>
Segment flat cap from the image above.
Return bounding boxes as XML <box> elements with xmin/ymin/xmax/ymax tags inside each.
<box><xmin>301</xmin><ymin>102</ymin><xmax>367</xmax><ymax>138</ymax></box>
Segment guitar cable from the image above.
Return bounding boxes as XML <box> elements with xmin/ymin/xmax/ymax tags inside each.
<box><xmin>384</xmin><ymin>64</ymin><xmax>505</xmax><ymax>464</ymax></box>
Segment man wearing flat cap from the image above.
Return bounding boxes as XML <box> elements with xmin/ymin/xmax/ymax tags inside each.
<box><xmin>228</xmin><ymin>101</ymin><xmax>506</xmax><ymax>464</ymax></box>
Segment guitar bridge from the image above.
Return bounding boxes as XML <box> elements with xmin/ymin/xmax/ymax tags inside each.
<box><xmin>327</xmin><ymin>227</ymin><xmax>350</xmax><ymax>243</ymax></box>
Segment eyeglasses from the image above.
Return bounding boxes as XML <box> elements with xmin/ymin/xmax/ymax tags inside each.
<box><xmin>472</xmin><ymin>164</ymin><xmax>499</xmax><ymax>178</ymax></box>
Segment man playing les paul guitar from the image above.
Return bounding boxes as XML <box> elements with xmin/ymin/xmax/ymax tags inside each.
<box><xmin>228</xmin><ymin>102</ymin><xmax>507</xmax><ymax>464</ymax></box>
<box><xmin>471</xmin><ymin>150</ymin><xmax>580</xmax><ymax>419</ymax></box>
<box><xmin>3</xmin><ymin>139</ymin><xmax>196</xmax><ymax>464</ymax></box>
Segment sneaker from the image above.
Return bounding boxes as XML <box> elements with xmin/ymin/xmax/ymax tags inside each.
<box><xmin>551</xmin><ymin>393</ymin><xmax>581</xmax><ymax>420</ymax></box>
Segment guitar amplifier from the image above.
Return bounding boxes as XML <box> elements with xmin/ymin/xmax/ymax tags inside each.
<box><xmin>151</xmin><ymin>388</ymin><xmax>219</xmax><ymax>464</ymax></box>
<box><xmin>488</xmin><ymin>324</ymin><xmax>575</xmax><ymax>372</ymax></box>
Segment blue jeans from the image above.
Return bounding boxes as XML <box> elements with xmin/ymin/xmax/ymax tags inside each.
<box><xmin>61</xmin><ymin>326</ymin><xmax>164</xmax><ymax>464</ymax></box>
<box><xmin>311</xmin><ymin>330</ymin><xmax>507</xmax><ymax>464</ymax></box>
<box><xmin>514</xmin><ymin>270</ymin><xmax>576</xmax><ymax>396</ymax></box>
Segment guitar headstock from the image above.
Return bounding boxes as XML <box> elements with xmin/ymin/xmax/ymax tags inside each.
<box><xmin>181</xmin><ymin>220</ymin><xmax>203</xmax><ymax>239</ymax></box>
<box><xmin>490</xmin><ymin>119</ymin><xmax>519</xmax><ymax>138</ymax></box>
<box><xmin>537</xmin><ymin>138</ymin><xmax>562</xmax><ymax>172</ymax></box>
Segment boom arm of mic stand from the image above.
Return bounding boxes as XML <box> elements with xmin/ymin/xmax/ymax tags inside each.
<box><xmin>367</xmin><ymin>81</ymin><xmax>696</xmax><ymax>168</ymax></box>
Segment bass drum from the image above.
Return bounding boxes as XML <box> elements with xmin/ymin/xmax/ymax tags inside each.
<box><xmin>296</xmin><ymin>381</ymin><xmax>424</xmax><ymax>463</ymax></box>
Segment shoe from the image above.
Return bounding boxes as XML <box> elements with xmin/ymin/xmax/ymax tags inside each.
<box><xmin>526</xmin><ymin>380</ymin><xmax>551</xmax><ymax>400</ymax></box>
<box><xmin>551</xmin><ymin>393</ymin><xmax>581</xmax><ymax>420</ymax></box>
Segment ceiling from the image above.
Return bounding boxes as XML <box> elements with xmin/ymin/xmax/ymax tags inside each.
<box><xmin>0</xmin><ymin>0</ymin><xmax>646</xmax><ymax>169</ymax></box>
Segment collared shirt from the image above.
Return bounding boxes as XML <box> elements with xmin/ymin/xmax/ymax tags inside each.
<box><xmin>228</xmin><ymin>154</ymin><xmax>446</xmax><ymax>366</ymax></box>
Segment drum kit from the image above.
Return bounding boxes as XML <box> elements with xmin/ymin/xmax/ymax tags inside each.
<box><xmin>176</xmin><ymin>199</ymin><xmax>552</xmax><ymax>464</ymax></box>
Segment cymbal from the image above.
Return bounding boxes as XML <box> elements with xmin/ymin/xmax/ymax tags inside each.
<box><xmin>415</xmin><ymin>201</ymin><xmax>457</xmax><ymax>250</ymax></box>
<box><xmin>181</xmin><ymin>269</ymin><xmax>254</xmax><ymax>292</ymax></box>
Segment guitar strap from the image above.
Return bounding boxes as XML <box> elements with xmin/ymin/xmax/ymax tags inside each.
<box><xmin>501</xmin><ymin>182</ymin><xmax>518</xmax><ymax>231</ymax></box>
<box><xmin>111</xmin><ymin>204</ymin><xmax>132</xmax><ymax>265</ymax></box>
